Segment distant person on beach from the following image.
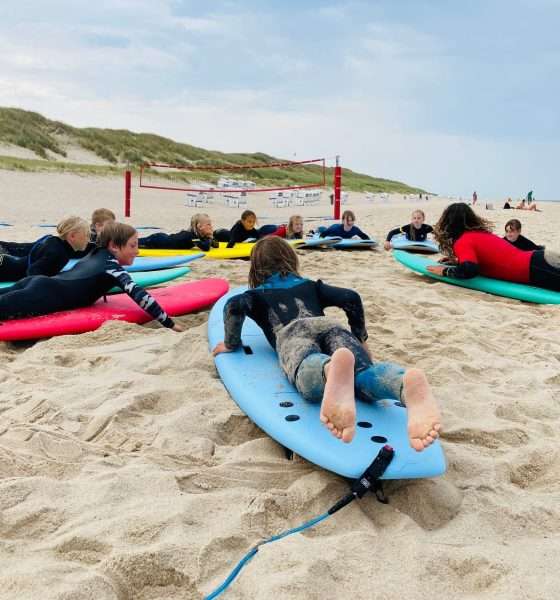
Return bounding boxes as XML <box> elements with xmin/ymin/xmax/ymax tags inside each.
<box><xmin>527</xmin><ymin>190</ymin><xmax>534</xmax><ymax>205</ymax></box>
<box><xmin>516</xmin><ymin>198</ymin><xmax>540</xmax><ymax>212</ymax></box>
<box><xmin>0</xmin><ymin>216</ymin><xmax>91</xmax><ymax>281</ymax></box>
<box><xmin>319</xmin><ymin>210</ymin><xmax>371</xmax><ymax>240</ymax></box>
<box><xmin>384</xmin><ymin>209</ymin><xmax>434</xmax><ymax>250</ymax></box>
<box><xmin>472</xmin><ymin>191</ymin><xmax>478</xmax><ymax>206</ymax></box>
<box><xmin>427</xmin><ymin>203</ymin><xmax>560</xmax><ymax>291</ymax></box>
<box><xmin>503</xmin><ymin>198</ymin><xmax>513</xmax><ymax>209</ymax></box>
<box><xmin>503</xmin><ymin>219</ymin><xmax>543</xmax><ymax>251</ymax></box>
<box><xmin>138</xmin><ymin>213</ymin><xmax>216</xmax><ymax>251</ymax></box>
<box><xmin>0</xmin><ymin>222</ymin><xmax>184</xmax><ymax>330</ymax></box>
<box><xmin>212</xmin><ymin>236</ymin><xmax>441</xmax><ymax>449</ymax></box>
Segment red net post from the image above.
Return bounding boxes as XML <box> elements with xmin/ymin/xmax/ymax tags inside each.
<box><xmin>333</xmin><ymin>156</ymin><xmax>341</xmax><ymax>220</ymax></box>
<box><xmin>124</xmin><ymin>170</ymin><xmax>131</xmax><ymax>217</ymax></box>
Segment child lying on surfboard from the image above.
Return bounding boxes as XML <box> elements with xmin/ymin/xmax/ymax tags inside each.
<box><xmin>0</xmin><ymin>222</ymin><xmax>184</xmax><ymax>331</ymax></box>
<box><xmin>383</xmin><ymin>209</ymin><xmax>434</xmax><ymax>250</ymax></box>
<box><xmin>318</xmin><ymin>210</ymin><xmax>371</xmax><ymax>240</ymax></box>
<box><xmin>139</xmin><ymin>213</ymin><xmax>217</xmax><ymax>251</ymax></box>
<box><xmin>212</xmin><ymin>236</ymin><xmax>441</xmax><ymax>450</ymax></box>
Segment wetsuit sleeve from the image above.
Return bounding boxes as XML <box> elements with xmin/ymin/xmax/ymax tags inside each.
<box><xmin>226</xmin><ymin>222</ymin><xmax>245</xmax><ymax>248</ymax></box>
<box><xmin>71</xmin><ymin>242</ymin><xmax>96</xmax><ymax>259</ymax></box>
<box><xmin>106</xmin><ymin>261</ymin><xmax>175</xmax><ymax>328</ymax></box>
<box><xmin>316</xmin><ymin>280</ymin><xmax>368</xmax><ymax>341</ymax></box>
<box><xmin>223</xmin><ymin>292</ymin><xmax>252</xmax><ymax>348</ymax></box>
<box><xmin>386</xmin><ymin>227</ymin><xmax>403</xmax><ymax>242</ymax></box>
<box><xmin>443</xmin><ymin>262</ymin><xmax>480</xmax><ymax>279</ymax></box>
<box><xmin>319</xmin><ymin>224</ymin><xmax>338</xmax><ymax>238</ymax></box>
<box><xmin>353</xmin><ymin>227</ymin><xmax>370</xmax><ymax>240</ymax></box>
<box><xmin>442</xmin><ymin>236</ymin><xmax>479</xmax><ymax>279</ymax></box>
<box><xmin>195</xmin><ymin>238</ymin><xmax>212</xmax><ymax>251</ymax></box>
<box><xmin>425</xmin><ymin>225</ymin><xmax>434</xmax><ymax>235</ymax></box>
<box><xmin>27</xmin><ymin>244</ymin><xmax>67</xmax><ymax>277</ymax></box>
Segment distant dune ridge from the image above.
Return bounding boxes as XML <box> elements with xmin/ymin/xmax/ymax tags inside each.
<box><xmin>0</xmin><ymin>106</ymin><xmax>428</xmax><ymax>194</ymax></box>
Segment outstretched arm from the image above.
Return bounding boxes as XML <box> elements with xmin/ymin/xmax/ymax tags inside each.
<box><xmin>106</xmin><ymin>263</ymin><xmax>176</xmax><ymax>328</ymax></box>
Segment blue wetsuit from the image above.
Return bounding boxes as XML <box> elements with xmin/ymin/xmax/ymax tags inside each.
<box><xmin>319</xmin><ymin>224</ymin><xmax>370</xmax><ymax>240</ymax></box>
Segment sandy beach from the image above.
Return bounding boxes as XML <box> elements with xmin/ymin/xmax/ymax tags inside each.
<box><xmin>1</xmin><ymin>169</ymin><xmax>559</xmax><ymax>599</ymax></box>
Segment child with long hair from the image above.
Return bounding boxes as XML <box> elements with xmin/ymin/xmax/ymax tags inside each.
<box><xmin>0</xmin><ymin>222</ymin><xmax>183</xmax><ymax>330</ymax></box>
<box><xmin>383</xmin><ymin>209</ymin><xmax>434</xmax><ymax>250</ymax></box>
<box><xmin>0</xmin><ymin>216</ymin><xmax>91</xmax><ymax>281</ymax></box>
<box><xmin>139</xmin><ymin>213</ymin><xmax>215</xmax><ymax>251</ymax></box>
<box><xmin>212</xmin><ymin>237</ymin><xmax>441</xmax><ymax>449</ymax></box>
<box><xmin>428</xmin><ymin>203</ymin><xmax>560</xmax><ymax>290</ymax></box>
<box><xmin>319</xmin><ymin>210</ymin><xmax>371</xmax><ymax>240</ymax></box>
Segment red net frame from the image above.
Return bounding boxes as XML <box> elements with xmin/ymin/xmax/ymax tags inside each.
<box><xmin>138</xmin><ymin>157</ymin><xmax>326</xmax><ymax>194</ymax></box>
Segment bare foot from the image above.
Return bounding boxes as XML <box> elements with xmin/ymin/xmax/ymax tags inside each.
<box><xmin>402</xmin><ymin>368</ymin><xmax>442</xmax><ymax>452</ymax></box>
<box><xmin>319</xmin><ymin>348</ymin><xmax>356</xmax><ymax>443</ymax></box>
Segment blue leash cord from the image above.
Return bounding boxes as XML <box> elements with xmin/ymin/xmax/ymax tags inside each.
<box><xmin>203</xmin><ymin>445</ymin><xmax>394</xmax><ymax>599</ymax></box>
<box><xmin>204</xmin><ymin>512</ymin><xmax>330</xmax><ymax>600</ymax></box>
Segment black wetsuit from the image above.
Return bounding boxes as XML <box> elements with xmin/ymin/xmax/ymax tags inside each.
<box><xmin>223</xmin><ymin>274</ymin><xmax>369</xmax><ymax>379</ymax></box>
<box><xmin>139</xmin><ymin>230</ymin><xmax>214</xmax><ymax>251</ymax></box>
<box><xmin>0</xmin><ymin>236</ymin><xmax>94</xmax><ymax>281</ymax></box>
<box><xmin>225</xmin><ymin>222</ymin><xmax>278</xmax><ymax>248</ymax></box>
<box><xmin>0</xmin><ymin>248</ymin><xmax>175</xmax><ymax>326</ymax></box>
<box><xmin>503</xmin><ymin>235</ymin><xmax>543</xmax><ymax>251</ymax></box>
<box><xmin>222</xmin><ymin>273</ymin><xmax>404</xmax><ymax>402</ymax></box>
<box><xmin>386</xmin><ymin>223</ymin><xmax>433</xmax><ymax>242</ymax></box>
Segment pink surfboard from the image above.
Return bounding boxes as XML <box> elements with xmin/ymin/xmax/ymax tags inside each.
<box><xmin>0</xmin><ymin>278</ymin><xmax>229</xmax><ymax>341</ymax></box>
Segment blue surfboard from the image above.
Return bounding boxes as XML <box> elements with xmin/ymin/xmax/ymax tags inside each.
<box><xmin>63</xmin><ymin>253</ymin><xmax>203</xmax><ymax>273</ymax></box>
<box><xmin>333</xmin><ymin>238</ymin><xmax>377</xmax><ymax>249</ymax></box>
<box><xmin>300</xmin><ymin>236</ymin><xmax>342</xmax><ymax>248</ymax></box>
<box><xmin>209</xmin><ymin>288</ymin><xmax>446</xmax><ymax>480</ymax></box>
<box><xmin>391</xmin><ymin>235</ymin><xmax>439</xmax><ymax>254</ymax></box>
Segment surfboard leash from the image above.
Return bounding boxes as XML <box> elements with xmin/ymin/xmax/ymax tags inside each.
<box><xmin>204</xmin><ymin>445</ymin><xmax>394</xmax><ymax>600</ymax></box>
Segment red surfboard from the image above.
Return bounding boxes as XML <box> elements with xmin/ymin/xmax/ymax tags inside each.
<box><xmin>0</xmin><ymin>278</ymin><xmax>229</xmax><ymax>341</ymax></box>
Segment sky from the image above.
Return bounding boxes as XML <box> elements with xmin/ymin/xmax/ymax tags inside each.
<box><xmin>1</xmin><ymin>0</ymin><xmax>559</xmax><ymax>198</ymax></box>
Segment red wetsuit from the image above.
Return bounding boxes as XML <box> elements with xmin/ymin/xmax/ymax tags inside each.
<box><xmin>451</xmin><ymin>231</ymin><xmax>532</xmax><ymax>283</ymax></box>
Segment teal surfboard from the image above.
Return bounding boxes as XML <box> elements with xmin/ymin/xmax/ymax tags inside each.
<box><xmin>393</xmin><ymin>250</ymin><xmax>560</xmax><ymax>304</ymax></box>
<box><xmin>391</xmin><ymin>235</ymin><xmax>439</xmax><ymax>254</ymax></box>
<box><xmin>208</xmin><ymin>288</ymin><xmax>446</xmax><ymax>480</ymax></box>
<box><xmin>0</xmin><ymin>266</ymin><xmax>190</xmax><ymax>293</ymax></box>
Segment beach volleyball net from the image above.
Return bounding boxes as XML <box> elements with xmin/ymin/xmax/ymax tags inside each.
<box><xmin>138</xmin><ymin>157</ymin><xmax>326</xmax><ymax>194</ymax></box>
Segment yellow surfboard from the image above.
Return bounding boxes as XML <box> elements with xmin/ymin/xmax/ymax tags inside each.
<box><xmin>138</xmin><ymin>240</ymin><xmax>304</xmax><ymax>260</ymax></box>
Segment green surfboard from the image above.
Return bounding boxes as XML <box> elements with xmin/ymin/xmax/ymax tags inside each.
<box><xmin>393</xmin><ymin>250</ymin><xmax>560</xmax><ymax>304</ymax></box>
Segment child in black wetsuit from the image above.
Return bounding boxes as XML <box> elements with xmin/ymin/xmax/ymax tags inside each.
<box><xmin>212</xmin><ymin>237</ymin><xmax>441</xmax><ymax>449</ymax></box>
<box><xmin>384</xmin><ymin>209</ymin><xmax>434</xmax><ymax>250</ymax></box>
<box><xmin>220</xmin><ymin>210</ymin><xmax>278</xmax><ymax>248</ymax></box>
<box><xmin>139</xmin><ymin>213</ymin><xmax>216</xmax><ymax>251</ymax></box>
<box><xmin>0</xmin><ymin>216</ymin><xmax>92</xmax><ymax>281</ymax></box>
<box><xmin>503</xmin><ymin>219</ymin><xmax>543</xmax><ymax>251</ymax></box>
<box><xmin>0</xmin><ymin>222</ymin><xmax>183</xmax><ymax>331</ymax></box>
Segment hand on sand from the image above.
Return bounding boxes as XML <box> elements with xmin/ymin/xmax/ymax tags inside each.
<box><xmin>172</xmin><ymin>323</ymin><xmax>186</xmax><ymax>332</ymax></box>
<box><xmin>383</xmin><ymin>241</ymin><xmax>392</xmax><ymax>251</ymax></box>
<box><xmin>212</xmin><ymin>341</ymin><xmax>234</xmax><ymax>356</ymax></box>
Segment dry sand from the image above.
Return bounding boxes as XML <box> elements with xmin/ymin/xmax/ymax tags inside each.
<box><xmin>1</xmin><ymin>169</ymin><xmax>559</xmax><ymax>599</ymax></box>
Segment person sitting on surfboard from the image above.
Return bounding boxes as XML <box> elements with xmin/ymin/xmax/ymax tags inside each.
<box><xmin>0</xmin><ymin>216</ymin><xmax>92</xmax><ymax>281</ymax></box>
<box><xmin>383</xmin><ymin>209</ymin><xmax>434</xmax><ymax>250</ymax></box>
<box><xmin>138</xmin><ymin>212</ymin><xmax>216</xmax><ymax>251</ymax></box>
<box><xmin>319</xmin><ymin>210</ymin><xmax>371</xmax><ymax>240</ymax></box>
<box><xmin>427</xmin><ymin>203</ymin><xmax>560</xmax><ymax>291</ymax></box>
<box><xmin>503</xmin><ymin>219</ymin><xmax>543</xmax><ymax>251</ymax></box>
<box><xmin>0</xmin><ymin>222</ymin><xmax>184</xmax><ymax>331</ymax></box>
<box><xmin>212</xmin><ymin>236</ymin><xmax>441</xmax><ymax>450</ymax></box>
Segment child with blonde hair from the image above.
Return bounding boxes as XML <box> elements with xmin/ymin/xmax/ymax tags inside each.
<box><xmin>384</xmin><ymin>209</ymin><xmax>434</xmax><ymax>250</ymax></box>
